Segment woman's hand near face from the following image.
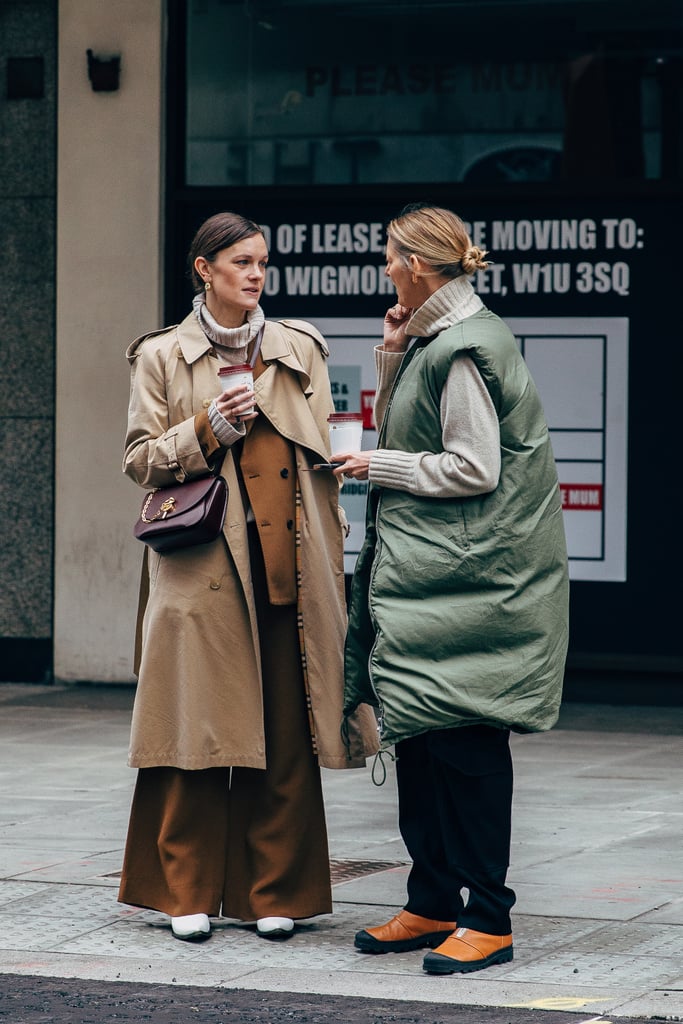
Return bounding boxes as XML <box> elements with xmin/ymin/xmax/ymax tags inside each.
<box><xmin>383</xmin><ymin>304</ymin><xmax>413</xmax><ymax>352</ymax></box>
<box><xmin>214</xmin><ymin>383</ymin><xmax>259</xmax><ymax>426</ymax></box>
<box><xmin>332</xmin><ymin>451</ymin><xmax>374</xmax><ymax>481</ymax></box>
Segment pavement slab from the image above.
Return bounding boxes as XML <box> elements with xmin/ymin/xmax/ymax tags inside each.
<box><xmin>0</xmin><ymin>683</ymin><xmax>682</xmax><ymax>1020</ymax></box>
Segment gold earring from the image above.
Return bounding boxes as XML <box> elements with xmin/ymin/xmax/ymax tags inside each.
<box><xmin>204</xmin><ymin>280</ymin><xmax>212</xmax><ymax>291</ymax></box>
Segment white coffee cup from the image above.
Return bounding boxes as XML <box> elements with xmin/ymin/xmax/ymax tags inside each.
<box><xmin>328</xmin><ymin>413</ymin><xmax>363</xmax><ymax>456</ymax></box>
<box><xmin>217</xmin><ymin>363</ymin><xmax>254</xmax><ymax>394</ymax></box>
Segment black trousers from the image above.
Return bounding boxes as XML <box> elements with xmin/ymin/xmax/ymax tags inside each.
<box><xmin>397</xmin><ymin>724</ymin><xmax>516</xmax><ymax>934</ymax></box>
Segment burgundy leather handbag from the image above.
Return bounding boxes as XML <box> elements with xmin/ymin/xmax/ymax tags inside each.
<box><xmin>133</xmin><ymin>473</ymin><xmax>227</xmax><ymax>553</ymax></box>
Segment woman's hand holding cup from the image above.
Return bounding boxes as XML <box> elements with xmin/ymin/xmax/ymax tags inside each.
<box><xmin>215</xmin><ymin>382</ymin><xmax>258</xmax><ymax>426</ymax></box>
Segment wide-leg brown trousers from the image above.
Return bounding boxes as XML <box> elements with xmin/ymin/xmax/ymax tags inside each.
<box><xmin>118</xmin><ymin>527</ymin><xmax>332</xmax><ymax>921</ymax></box>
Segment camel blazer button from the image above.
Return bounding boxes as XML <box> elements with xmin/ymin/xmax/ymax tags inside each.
<box><xmin>209</xmin><ymin>579</ymin><xmax>221</xmax><ymax>590</ymax></box>
<box><xmin>280</xmin><ymin>467</ymin><xmax>289</xmax><ymax>478</ymax></box>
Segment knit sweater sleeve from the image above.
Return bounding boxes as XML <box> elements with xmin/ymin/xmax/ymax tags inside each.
<box><xmin>368</xmin><ymin>353</ymin><xmax>501</xmax><ymax>497</ymax></box>
<box><xmin>207</xmin><ymin>399</ymin><xmax>246</xmax><ymax>445</ymax></box>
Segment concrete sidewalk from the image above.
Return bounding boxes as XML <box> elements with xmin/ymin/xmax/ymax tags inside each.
<box><xmin>0</xmin><ymin>682</ymin><xmax>681</xmax><ymax>1019</ymax></box>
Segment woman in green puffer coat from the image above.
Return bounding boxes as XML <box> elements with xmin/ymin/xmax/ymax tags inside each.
<box><xmin>333</xmin><ymin>204</ymin><xmax>569</xmax><ymax>977</ymax></box>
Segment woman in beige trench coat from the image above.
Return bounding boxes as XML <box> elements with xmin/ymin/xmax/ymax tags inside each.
<box><xmin>118</xmin><ymin>211</ymin><xmax>378</xmax><ymax>943</ymax></box>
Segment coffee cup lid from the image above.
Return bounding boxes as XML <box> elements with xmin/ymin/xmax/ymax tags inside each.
<box><xmin>328</xmin><ymin>412</ymin><xmax>363</xmax><ymax>422</ymax></box>
<box><xmin>218</xmin><ymin>363</ymin><xmax>253</xmax><ymax>376</ymax></box>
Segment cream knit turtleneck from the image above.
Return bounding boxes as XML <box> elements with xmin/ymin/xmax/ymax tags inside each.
<box><xmin>406</xmin><ymin>275</ymin><xmax>484</xmax><ymax>337</ymax></box>
<box><xmin>192</xmin><ymin>293</ymin><xmax>265</xmax><ymax>363</ymax></box>
<box><xmin>368</xmin><ymin>278</ymin><xmax>501</xmax><ymax>499</ymax></box>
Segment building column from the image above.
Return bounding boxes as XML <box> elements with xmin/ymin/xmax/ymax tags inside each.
<box><xmin>54</xmin><ymin>0</ymin><xmax>163</xmax><ymax>682</ymax></box>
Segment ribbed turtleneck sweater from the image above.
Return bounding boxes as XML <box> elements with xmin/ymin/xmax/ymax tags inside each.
<box><xmin>368</xmin><ymin>277</ymin><xmax>501</xmax><ymax>497</ymax></box>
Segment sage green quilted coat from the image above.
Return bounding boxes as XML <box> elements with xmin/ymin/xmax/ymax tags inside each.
<box><xmin>344</xmin><ymin>309</ymin><xmax>569</xmax><ymax>748</ymax></box>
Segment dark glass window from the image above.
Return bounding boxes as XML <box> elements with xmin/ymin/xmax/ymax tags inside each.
<box><xmin>185</xmin><ymin>0</ymin><xmax>682</xmax><ymax>187</ymax></box>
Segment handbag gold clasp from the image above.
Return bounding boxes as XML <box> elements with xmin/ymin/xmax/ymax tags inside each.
<box><xmin>140</xmin><ymin>491</ymin><xmax>177</xmax><ymax>524</ymax></box>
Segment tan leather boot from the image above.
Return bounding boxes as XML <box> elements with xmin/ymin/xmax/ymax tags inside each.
<box><xmin>355</xmin><ymin>910</ymin><xmax>458</xmax><ymax>953</ymax></box>
<box><xmin>423</xmin><ymin>926</ymin><xmax>513</xmax><ymax>973</ymax></box>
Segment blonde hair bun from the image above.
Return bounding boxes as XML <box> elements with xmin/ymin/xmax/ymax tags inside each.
<box><xmin>461</xmin><ymin>245</ymin><xmax>490</xmax><ymax>275</ymax></box>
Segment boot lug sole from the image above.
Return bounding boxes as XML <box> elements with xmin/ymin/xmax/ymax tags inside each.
<box><xmin>355</xmin><ymin>930</ymin><xmax>454</xmax><ymax>954</ymax></box>
<box><xmin>423</xmin><ymin>947</ymin><xmax>513</xmax><ymax>974</ymax></box>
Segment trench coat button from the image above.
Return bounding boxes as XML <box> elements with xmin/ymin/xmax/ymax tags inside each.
<box><xmin>286</xmin><ymin>519</ymin><xmax>294</xmax><ymax>530</ymax></box>
<box><xmin>202</xmin><ymin>398</ymin><xmax>211</xmax><ymax>408</ymax></box>
<box><xmin>209</xmin><ymin>579</ymin><xmax>221</xmax><ymax>590</ymax></box>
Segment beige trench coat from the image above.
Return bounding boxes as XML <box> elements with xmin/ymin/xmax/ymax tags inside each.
<box><xmin>124</xmin><ymin>312</ymin><xmax>378</xmax><ymax>771</ymax></box>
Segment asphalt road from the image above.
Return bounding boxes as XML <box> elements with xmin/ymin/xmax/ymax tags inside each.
<box><xmin>0</xmin><ymin>976</ymin><xmax>656</xmax><ymax>1024</ymax></box>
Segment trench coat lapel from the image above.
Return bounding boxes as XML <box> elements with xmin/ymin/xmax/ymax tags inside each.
<box><xmin>260</xmin><ymin>324</ymin><xmax>313</xmax><ymax>392</ymax></box>
<box><xmin>176</xmin><ymin>311</ymin><xmax>213</xmax><ymax>363</ymax></box>
<box><xmin>255</xmin><ymin>324</ymin><xmax>328</xmax><ymax>461</ymax></box>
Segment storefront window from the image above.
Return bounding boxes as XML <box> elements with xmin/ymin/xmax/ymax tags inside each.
<box><xmin>185</xmin><ymin>0</ymin><xmax>682</xmax><ymax>187</ymax></box>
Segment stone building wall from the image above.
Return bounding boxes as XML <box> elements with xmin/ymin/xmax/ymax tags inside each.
<box><xmin>0</xmin><ymin>0</ymin><xmax>56</xmax><ymax>680</ymax></box>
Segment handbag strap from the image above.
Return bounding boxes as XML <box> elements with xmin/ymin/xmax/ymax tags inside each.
<box><xmin>248</xmin><ymin>324</ymin><xmax>265</xmax><ymax>367</ymax></box>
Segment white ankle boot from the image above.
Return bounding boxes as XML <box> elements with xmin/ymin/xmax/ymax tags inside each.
<box><xmin>256</xmin><ymin>916</ymin><xmax>294</xmax><ymax>938</ymax></box>
<box><xmin>171</xmin><ymin>913</ymin><xmax>211</xmax><ymax>940</ymax></box>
